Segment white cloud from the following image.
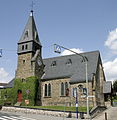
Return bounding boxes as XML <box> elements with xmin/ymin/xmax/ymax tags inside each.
<box><xmin>0</xmin><ymin>68</ymin><xmax>13</xmax><ymax>83</ymax></box>
<box><xmin>61</xmin><ymin>48</ymin><xmax>84</xmax><ymax>56</ymax></box>
<box><xmin>103</xmin><ymin>58</ymin><xmax>117</xmax><ymax>82</ymax></box>
<box><xmin>105</xmin><ymin>28</ymin><xmax>117</xmax><ymax>53</ymax></box>
<box><xmin>104</xmin><ymin>28</ymin><xmax>117</xmax><ymax>82</ymax></box>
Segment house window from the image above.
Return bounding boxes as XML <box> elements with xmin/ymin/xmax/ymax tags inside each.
<box><xmin>25</xmin><ymin>44</ymin><xmax>28</xmax><ymax>50</ymax></box>
<box><xmin>48</xmin><ymin>83</ymin><xmax>51</xmax><ymax>97</ymax></box>
<box><xmin>44</xmin><ymin>84</ymin><xmax>47</xmax><ymax>97</ymax></box>
<box><xmin>60</xmin><ymin>82</ymin><xmax>69</xmax><ymax>96</ymax></box>
<box><xmin>65</xmin><ymin>82</ymin><xmax>69</xmax><ymax>96</ymax></box>
<box><xmin>22</xmin><ymin>45</ymin><xmax>24</xmax><ymax>50</ymax></box>
<box><xmin>66</xmin><ymin>59</ymin><xmax>72</xmax><ymax>65</ymax></box>
<box><xmin>61</xmin><ymin>82</ymin><xmax>64</xmax><ymax>96</ymax></box>
<box><xmin>65</xmin><ymin>82</ymin><xmax>68</xmax><ymax>90</ymax></box>
<box><xmin>51</xmin><ymin>61</ymin><xmax>57</xmax><ymax>67</ymax></box>
<box><xmin>44</xmin><ymin>83</ymin><xmax>51</xmax><ymax>97</ymax></box>
<box><xmin>23</xmin><ymin>60</ymin><xmax>25</xmax><ymax>64</ymax></box>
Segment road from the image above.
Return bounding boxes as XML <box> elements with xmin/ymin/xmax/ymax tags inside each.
<box><xmin>1</xmin><ymin>107</ymin><xmax>117</xmax><ymax>120</ymax></box>
<box><xmin>0</xmin><ymin>111</ymin><xmax>77</xmax><ymax>120</ymax></box>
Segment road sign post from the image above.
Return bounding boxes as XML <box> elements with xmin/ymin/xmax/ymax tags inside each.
<box><xmin>76</xmin><ymin>91</ymin><xmax>78</xmax><ymax>120</ymax></box>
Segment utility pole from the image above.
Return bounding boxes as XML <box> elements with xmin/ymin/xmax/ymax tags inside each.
<box><xmin>54</xmin><ymin>44</ymin><xmax>90</xmax><ymax>119</ymax></box>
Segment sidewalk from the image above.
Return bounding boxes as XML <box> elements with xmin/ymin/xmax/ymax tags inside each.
<box><xmin>93</xmin><ymin>106</ymin><xmax>117</xmax><ymax>120</ymax></box>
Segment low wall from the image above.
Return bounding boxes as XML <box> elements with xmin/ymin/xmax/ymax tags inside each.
<box><xmin>1</xmin><ymin>106</ymin><xmax>86</xmax><ymax>118</ymax></box>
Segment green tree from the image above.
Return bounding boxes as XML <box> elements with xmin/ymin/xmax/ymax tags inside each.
<box><xmin>113</xmin><ymin>80</ymin><xmax>117</xmax><ymax>92</ymax></box>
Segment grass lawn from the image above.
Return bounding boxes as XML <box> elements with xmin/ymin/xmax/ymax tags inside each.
<box><xmin>113</xmin><ymin>99</ymin><xmax>117</xmax><ymax>102</ymax></box>
<box><xmin>24</xmin><ymin>106</ymin><xmax>91</xmax><ymax>112</ymax></box>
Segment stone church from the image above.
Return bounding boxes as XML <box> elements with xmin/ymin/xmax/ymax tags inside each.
<box><xmin>7</xmin><ymin>11</ymin><xmax>106</xmax><ymax>107</ymax></box>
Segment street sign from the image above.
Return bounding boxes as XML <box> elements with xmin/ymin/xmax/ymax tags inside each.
<box><xmin>81</xmin><ymin>95</ymin><xmax>95</xmax><ymax>98</ymax></box>
<box><xmin>88</xmin><ymin>95</ymin><xmax>95</xmax><ymax>98</ymax></box>
<box><xmin>54</xmin><ymin>44</ymin><xmax>61</xmax><ymax>53</ymax></box>
<box><xmin>73</xmin><ymin>88</ymin><xmax>77</xmax><ymax>98</ymax></box>
<box><xmin>83</xmin><ymin>88</ymin><xmax>87</xmax><ymax>95</ymax></box>
<box><xmin>26</xmin><ymin>89</ymin><xmax>30</xmax><ymax>95</ymax></box>
<box><xmin>25</xmin><ymin>99</ymin><xmax>29</xmax><ymax>105</ymax></box>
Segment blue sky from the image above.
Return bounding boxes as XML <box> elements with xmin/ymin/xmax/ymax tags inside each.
<box><xmin>0</xmin><ymin>0</ymin><xmax>117</xmax><ymax>83</ymax></box>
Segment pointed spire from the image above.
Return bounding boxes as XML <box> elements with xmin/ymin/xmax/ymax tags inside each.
<box><xmin>18</xmin><ymin>11</ymin><xmax>41</xmax><ymax>46</ymax></box>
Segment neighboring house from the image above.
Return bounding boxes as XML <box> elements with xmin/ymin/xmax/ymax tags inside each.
<box><xmin>103</xmin><ymin>81</ymin><xmax>112</xmax><ymax>106</ymax></box>
<box><xmin>0</xmin><ymin>83</ymin><xmax>8</xmax><ymax>89</ymax></box>
<box><xmin>2</xmin><ymin>10</ymin><xmax>107</xmax><ymax>107</ymax></box>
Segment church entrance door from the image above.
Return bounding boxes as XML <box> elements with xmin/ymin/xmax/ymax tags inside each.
<box><xmin>17</xmin><ymin>89</ymin><xmax>22</xmax><ymax>102</ymax></box>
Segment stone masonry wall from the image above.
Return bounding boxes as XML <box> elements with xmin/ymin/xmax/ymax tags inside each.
<box><xmin>16</xmin><ymin>53</ymin><xmax>34</xmax><ymax>78</ymax></box>
<box><xmin>41</xmin><ymin>78</ymin><xmax>96</xmax><ymax>107</ymax></box>
<box><xmin>41</xmin><ymin>78</ymin><xmax>71</xmax><ymax>106</ymax></box>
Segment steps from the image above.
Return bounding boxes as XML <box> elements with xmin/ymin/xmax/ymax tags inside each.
<box><xmin>14</xmin><ymin>102</ymin><xmax>21</xmax><ymax>106</ymax></box>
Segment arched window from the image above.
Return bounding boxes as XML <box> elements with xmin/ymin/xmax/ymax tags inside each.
<box><xmin>48</xmin><ymin>83</ymin><xmax>51</xmax><ymax>97</ymax></box>
<box><xmin>65</xmin><ymin>82</ymin><xmax>68</xmax><ymax>90</ymax></box>
<box><xmin>65</xmin><ymin>82</ymin><xmax>69</xmax><ymax>96</ymax></box>
<box><xmin>61</xmin><ymin>82</ymin><xmax>64</xmax><ymax>96</ymax></box>
<box><xmin>44</xmin><ymin>84</ymin><xmax>47</xmax><ymax>97</ymax></box>
<box><xmin>22</xmin><ymin>45</ymin><xmax>24</xmax><ymax>50</ymax></box>
<box><xmin>66</xmin><ymin>59</ymin><xmax>72</xmax><ymax>65</ymax></box>
<box><xmin>25</xmin><ymin>44</ymin><xmax>28</xmax><ymax>50</ymax></box>
<box><xmin>44</xmin><ymin>83</ymin><xmax>51</xmax><ymax>97</ymax></box>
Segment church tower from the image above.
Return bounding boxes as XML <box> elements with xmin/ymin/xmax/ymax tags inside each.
<box><xmin>16</xmin><ymin>11</ymin><xmax>44</xmax><ymax>79</ymax></box>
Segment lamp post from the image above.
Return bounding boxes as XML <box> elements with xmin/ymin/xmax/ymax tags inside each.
<box><xmin>54</xmin><ymin>44</ymin><xmax>90</xmax><ymax>119</ymax></box>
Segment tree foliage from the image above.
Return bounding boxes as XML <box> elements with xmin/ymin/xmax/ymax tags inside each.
<box><xmin>113</xmin><ymin>80</ymin><xmax>117</xmax><ymax>92</ymax></box>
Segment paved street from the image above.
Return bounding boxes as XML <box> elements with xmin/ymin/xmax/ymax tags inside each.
<box><xmin>0</xmin><ymin>111</ymin><xmax>77</xmax><ymax>120</ymax></box>
<box><xmin>0</xmin><ymin>111</ymin><xmax>36</xmax><ymax>120</ymax></box>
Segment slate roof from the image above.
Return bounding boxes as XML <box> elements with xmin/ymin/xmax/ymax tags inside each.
<box><xmin>18</xmin><ymin>11</ymin><xmax>41</xmax><ymax>46</ymax></box>
<box><xmin>41</xmin><ymin>51</ymin><xmax>100</xmax><ymax>83</ymax></box>
<box><xmin>103</xmin><ymin>81</ymin><xmax>112</xmax><ymax>93</ymax></box>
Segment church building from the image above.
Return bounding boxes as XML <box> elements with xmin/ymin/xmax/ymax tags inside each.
<box><xmin>2</xmin><ymin>10</ymin><xmax>106</xmax><ymax>107</ymax></box>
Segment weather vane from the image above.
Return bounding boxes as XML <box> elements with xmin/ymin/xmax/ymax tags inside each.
<box><xmin>30</xmin><ymin>1</ymin><xmax>35</xmax><ymax>12</ymax></box>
